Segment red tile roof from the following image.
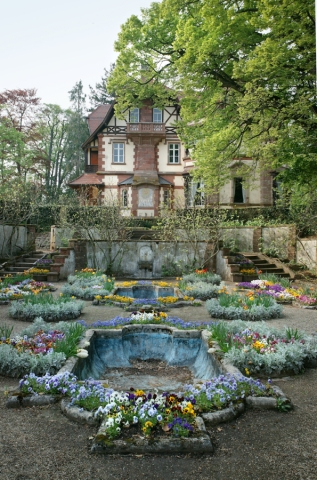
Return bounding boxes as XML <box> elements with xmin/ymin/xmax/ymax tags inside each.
<box><xmin>68</xmin><ymin>173</ymin><xmax>103</xmax><ymax>186</ymax></box>
<box><xmin>87</xmin><ymin>105</ymin><xmax>111</xmax><ymax>134</ymax></box>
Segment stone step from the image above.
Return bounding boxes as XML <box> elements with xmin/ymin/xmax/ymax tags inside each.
<box><xmin>15</xmin><ymin>262</ymin><xmax>36</xmax><ymax>268</ymax></box>
<box><xmin>47</xmin><ymin>272</ymin><xmax>60</xmax><ymax>282</ymax></box>
<box><xmin>49</xmin><ymin>264</ymin><xmax>63</xmax><ymax>273</ymax></box>
<box><xmin>59</xmin><ymin>247</ymin><xmax>73</xmax><ymax>256</ymax></box>
<box><xmin>53</xmin><ymin>255</ymin><xmax>67</xmax><ymax>264</ymax></box>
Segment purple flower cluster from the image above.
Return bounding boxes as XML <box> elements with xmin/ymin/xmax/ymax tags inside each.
<box><xmin>167</xmin><ymin>417</ymin><xmax>194</xmax><ymax>434</ymax></box>
<box><xmin>77</xmin><ymin>316</ymin><xmax>210</xmax><ymax>330</ymax></box>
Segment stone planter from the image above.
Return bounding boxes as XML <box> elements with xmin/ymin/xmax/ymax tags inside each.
<box><xmin>230</xmin><ymin>265</ymin><xmax>241</xmax><ymax>273</ymax></box>
<box><xmin>242</xmin><ymin>274</ymin><xmax>259</xmax><ymax>282</ymax></box>
<box><xmin>32</xmin><ymin>274</ymin><xmax>48</xmax><ymax>282</ymax></box>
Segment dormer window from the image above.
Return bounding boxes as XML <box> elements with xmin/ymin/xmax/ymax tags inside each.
<box><xmin>153</xmin><ymin>108</ymin><xmax>162</xmax><ymax>123</ymax></box>
<box><xmin>129</xmin><ymin>108</ymin><xmax>139</xmax><ymax>123</ymax></box>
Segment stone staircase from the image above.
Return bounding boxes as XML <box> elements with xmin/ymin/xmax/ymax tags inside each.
<box><xmin>225</xmin><ymin>252</ymin><xmax>295</xmax><ymax>283</ymax></box>
<box><xmin>0</xmin><ymin>248</ymin><xmax>73</xmax><ymax>283</ymax></box>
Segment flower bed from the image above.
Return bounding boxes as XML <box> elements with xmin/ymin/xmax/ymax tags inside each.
<box><xmin>238</xmin><ymin>279</ymin><xmax>317</xmax><ymax>306</ymax></box>
<box><xmin>208</xmin><ymin>320</ymin><xmax>317</xmax><ymax>376</ymax></box>
<box><xmin>62</xmin><ymin>270</ymin><xmax>114</xmax><ymax>300</ymax></box>
<box><xmin>9</xmin><ymin>293</ymin><xmax>85</xmax><ymax>322</ymax></box>
<box><xmin>93</xmin><ymin>294</ymin><xmax>196</xmax><ymax>308</ymax></box>
<box><xmin>181</xmin><ymin>282</ymin><xmax>227</xmax><ymax>301</ymax></box>
<box><xmin>0</xmin><ymin>278</ymin><xmax>57</xmax><ymax>303</ymax></box>
<box><xmin>78</xmin><ymin>312</ymin><xmax>208</xmax><ymax>330</ymax></box>
<box><xmin>205</xmin><ymin>293</ymin><xmax>283</xmax><ymax>321</ymax></box>
<box><xmin>0</xmin><ymin>318</ymin><xmax>85</xmax><ymax>377</ymax></box>
<box><xmin>182</xmin><ymin>272</ymin><xmax>222</xmax><ymax>285</ymax></box>
<box><xmin>19</xmin><ymin>371</ymin><xmax>276</xmax><ymax>441</ymax></box>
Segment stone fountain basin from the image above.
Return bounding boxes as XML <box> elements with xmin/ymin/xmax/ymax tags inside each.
<box><xmin>72</xmin><ymin>325</ymin><xmax>222</xmax><ymax>391</ymax></box>
<box><xmin>113</xmin><ymin>285</ymin><xmax>179</xmax><ymax>299</ymax></box>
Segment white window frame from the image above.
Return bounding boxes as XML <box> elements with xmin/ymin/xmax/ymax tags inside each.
<box><xmin>113</xmin><ymin>143</ymin><xmax>125</xmax><ymax>163</ymax></box>
<box><xmin>129</xmin><ymin>108</ymin><xmax>139</xmax><ymax>123</ymax></box>
<box><xmin>168</xmin><ymin>143</ymin><xmax>180</xmax><ymax>164</ymax></box>
<box><xmin>153</xmin><ymin>108</ymin><xmax>162</xmax><ymax>123</ymax></box>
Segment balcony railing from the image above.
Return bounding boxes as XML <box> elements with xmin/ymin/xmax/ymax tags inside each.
<box><xmin>85</xmin><ymin>165</ymin><xmax>98</xmax><ymax>173</ymax></box>
<box><xmin>127</xmin><ymin>123</ymin><xmax>166</xmax><ymax>134</ymax></box>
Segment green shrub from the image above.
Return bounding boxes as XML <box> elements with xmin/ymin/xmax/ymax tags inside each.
<box><xmin>182</xmin><ymin>272</ymin><xmax>222</xmax><ymax>285</ymax></box>
<box><xmin>181</xmin><ymin>282</ymin><xmax>224</xmax><ymax>301</ymax></box>
<box><xmin>206</xmin><ymin>294</ymin><xmax>283</xmax><ymax>321</ymax></box>
<box><xmin>9</xmin><ymin>294</ymin><xmax>85</xmax><ymax>322</ymax></box>
<box><xmin>208</xmin><ymin>320</ymin><xmax>317</xmax><ymax>376</ymax></box>
<box><xmin>0</xmin><ymin>344</ymin><xmax>66</xmax><ymax>377</ymax></box>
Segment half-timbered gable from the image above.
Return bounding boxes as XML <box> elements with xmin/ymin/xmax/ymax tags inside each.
<box><xmin>69</xmin><ymin>99</ymin><xmax>275</xmax><ymax>212</ymax></box>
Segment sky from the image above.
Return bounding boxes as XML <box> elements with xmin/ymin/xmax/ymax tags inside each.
<box><xmin>0</xmin><ymin>0</ymin><xmax>155</xmax><ymax>109</ymax></box>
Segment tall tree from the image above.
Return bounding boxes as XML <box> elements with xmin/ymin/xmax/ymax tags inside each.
<box><xmin>68</xmin><ymin>81</ymin><xmax>89</xmax><ymax>179</ymax></box>
<box><xmin>0</xmin><ymin>89</ymin><xmax>44</xmax><ymax>180</ymax></box>
<box><xmin>108</xmin><ymin>0</ymin><xmax>316</xmax><ymax>194</ymax></box>
<box><xmin>38</xmin><ymin>104</ymin><xmax>75</xmax><ymax>199</ymax></box>
<box><xmin>89</xmin><ymin>63</ymin><xmax>116</xmax><ymax>109</ymax></box>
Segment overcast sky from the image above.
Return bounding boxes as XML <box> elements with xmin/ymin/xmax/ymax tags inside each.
<box><xmin>0</xmin><ymin>0</ymin><xmax>155</xmax><ymax>109</ymax></box>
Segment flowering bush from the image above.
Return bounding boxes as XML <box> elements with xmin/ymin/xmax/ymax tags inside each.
<box><xmin>240</xmin><ymin>268</ymin><xmax>257</xmax><ymax>275</ymax></box>
<box><xmin>78</xmin><ymin>313</ymin><xmax>208</xmax><ymax>330</ymax></box>
<box><xmin>181</xmin><ymin>282</ymin><xmax>226</xmax><ymax>301</ymax></box>
<box><xmin>195</xmin><ymin>268</ymin><xmax>208</xmax><ymax>274</ymax></box>
<box><xmin>209</xmin><ymin>320</ymin><xmax>317</xmax><ymax>376</ymax></box>
<box><xmin>28</xmin><ymin>268</ymin><xmax>50</xmax><ymax>275</ymax></box>
<box><xmin>0</xmin><ymin>317</ymin><xmax>85</xmax><ymax>377</ymax></box>
<box><xmin>9</xmin><ymin>293</ymin><xmax>85</xmax><ymax>322</ymax></box>
<box><xmin>36</xmin><ymin>258</ymin><xmax>54</xmax><ymax>266</ymax></box>
<box><xmin>62</xmin><ymin>273</ymin><xmax>114</xmax><ymax>300</ymax></box>
<box><xmin>182</xmin><ymin>272</ymin><xmax>222</xmax><ymax>285</ymax></box>
<box><xmin>238</xmin><ymin>279</ymin><xmax>317</xmax><ymax>305</ymax></box>
<box><xmin>206</xmin><ymin>293</ymin><xmax>283</xmax><ymax>321</ymax></box>
<box><xmin>0</xmin><ymin>278</ymin><xmax>56</xmax><ymax>301</ymax></box>
<box><xmin>19</xmin><ymin>372</ymin><xmax>274</xmax><ymax>439</ymax></box>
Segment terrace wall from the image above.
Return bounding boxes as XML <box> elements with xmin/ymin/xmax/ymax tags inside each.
<box><xmin>0</xmin><ymin>225</ymin><xmax>36</xmax><ymax>258</ymax></box>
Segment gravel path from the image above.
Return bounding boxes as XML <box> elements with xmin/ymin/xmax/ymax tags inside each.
<box><xmin>0</xmin><ymin>282</ymin><xmax>317</xmax><ymax>480</ymax></box>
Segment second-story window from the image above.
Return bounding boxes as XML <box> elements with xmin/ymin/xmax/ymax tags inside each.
<box><xmin>168</xmin><ymin>143</ymin><xmax>180</xmax><ymax>163</ymax></box>
<box><xmin>153</xmin><ymin>108</ymin><xmax>162</xmax><ymax>123</ymax></box>
<box><xmin>113</xmin><ymin>143</ymin><xmax>125</xmax><ymax>163</ymax></box>
<box><xmin>129</xmin><ymin>108</ymin><xmax>139</xmax><ymax>123</ymax></box>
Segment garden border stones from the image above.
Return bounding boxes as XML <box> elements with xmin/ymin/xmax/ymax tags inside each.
<box><xmin>5</xmin><ymin>326</ymin><xmax>292</xmax><ymax>455</ymax></box>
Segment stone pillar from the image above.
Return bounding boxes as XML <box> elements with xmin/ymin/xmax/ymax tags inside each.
<box><xmin>69</xmin><ymin>240</ymin><xmax>87</xmax><ymax>271</ymax></box>
<box><xmin>252</xmin><ymin>227</ymin><xmax>262</xmax><ymax>252</ymax></box>
<box><xmin>288</xmin><ymin>225</ymin><xmax>296</xmax><ymax>261</ymax></box>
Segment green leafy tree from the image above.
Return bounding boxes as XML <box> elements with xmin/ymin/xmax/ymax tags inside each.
<box><xmin>89</xmin><ymin>63</ymin><xmax>116</xmax><ymax>109</ymax></box>
<box><xmin>108</xmin><ymin>0</ymin><xmax>316</xmax><ymax>195</ymax></box>
<box><xmin>0</xmin><ymin>89</ymin><xmax>44</xmax><ymax>181</ymax></box>
<box><xmin>68</xmin><ymin>81</ymin><xmax>89</xmax><ymax>179</ymax></box>
<box><xmin>38</xmin><ymin>104</ymin><xmax>78</xmax><ymax>200</ymax></box>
